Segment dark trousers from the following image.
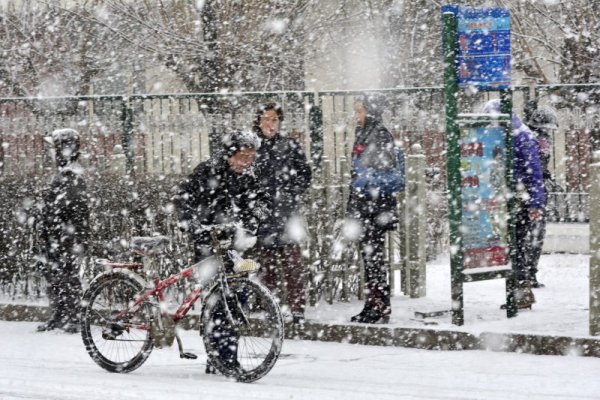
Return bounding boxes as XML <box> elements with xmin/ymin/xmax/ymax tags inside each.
<box><xmin>359</xmin><ymin>226</ymin><xmax>390</xmax><ymax>302</ymax></box>
<box><xmin>515</xmin><ymin>205</ymin><xmax>543</xmax><ymax>283</ymax></box>
<box><xmin>208</xmin><ymin>300</ymin><xmax>239</xmax><ymax>367</ymax></box>
<box><xmin>43</xmin><ymin>254</ymin><xmax>82</xmax><ymax>324</ymax></box>
<box><xmin>259</xmin><ymin>244</ymin><xmax>306</xmax><ymax>314</ymax></box>
<box><xmin>529</xmin><ymin>210</ymin><xmax>546</xmax><ymax>279</ymax></box>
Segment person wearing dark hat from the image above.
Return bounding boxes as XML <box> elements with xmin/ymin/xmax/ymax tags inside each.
<box><xmin>173</xmin><ymin>129</ymin><xmax>268</xmax><ymax>373</ymax></box>
<box><xmin>174</xmin><ymin>129</ymin><xmax>267</xmax><ymax>261</ymax></box>
<box><xmin>527</xmin><ymin>105</ymin><xmax>560</xmax><ymax>288</ymax></box>
<box><xmin>36</xmin><ymin>128</ymin><xmax>89</xmax><ymax>333</ymax></box>
<box><xmin>483</xmin><ymin>99</ymin><xmax>545</xmax><ymax>309</ymax></box>
<box><xmin>346</xmin><ymin>93</ymin><xmax>405</xmax><ymax>324</ymax></box>
<box><xmin>252</xmin><ymin>102</ymin><xmax>312</xmax><ymax>325</ymax></box>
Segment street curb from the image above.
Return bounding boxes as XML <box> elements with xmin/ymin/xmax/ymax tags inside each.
<box><xmin>2</xmin><ymin>304</ymin><xmax>599</xmax><ymax>358</ymax></box>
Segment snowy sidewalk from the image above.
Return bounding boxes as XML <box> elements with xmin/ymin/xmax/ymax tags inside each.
<box><xmin>1</xmin><ymin>253</ymin><xmax>598</xmax><ymax>357</ymax></box>
<box><xmin>309</xmin><ymin>253</ymin><xmax>591</xmax><ymax>338</ymax></box>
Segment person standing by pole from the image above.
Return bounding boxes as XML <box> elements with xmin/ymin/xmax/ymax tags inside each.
<box><xmin>527</xmin><ymin>106</ymin><xmax>560</xmax><ymax>288</ymax></box>
<box><xmin>36</xmin><ymin>129</ymin><xmax>89</xmax><ymax>333</ymax></box>
<box><xmin>483</xmin><ymin>100</ymin><xmax>545</xmax><ymax>309</ymax></box>
<box><xmin>253</xmin><ymin>103</ymin><xmax>312</xmax><ymax>324</ymax></box>
<box><xmin>347</xmin><ymin>94</ymin><xmax>405</xmax><ymax>324</ymax></box>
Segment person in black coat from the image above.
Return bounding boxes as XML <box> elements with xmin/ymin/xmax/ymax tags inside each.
<box><xmin>253</xmin><ymin>103</ymin><xmax>312</xmax><ymax>324</ymax></box>
<box><xmin>174</xmin><ymin>130</ymin><xmax>267</xmax><ymax>373</ymax></box>
<box><xmin>36</xmin><ymin>129</ymin><xmax>89</xmax><ymax>333</ymax></box>
<box><xmin>174</xmin><ymin>130</ymin><xmax>268</xmax><ymax>261</ymax></box>
<box><xmin>347</xmin><ymin>94</ymin><xmax>405</xmax><ymax>324</ymax></box>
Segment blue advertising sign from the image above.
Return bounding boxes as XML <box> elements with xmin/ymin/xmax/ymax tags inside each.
<box><xmin>459</xmin><ymin>125</ymin><xmax>509</xmax><ymax>269</ymax></box>
<box><xmin>442</xmin><ymin>5</ymin><xmax>511</xmax><ymax>90</ymax></box>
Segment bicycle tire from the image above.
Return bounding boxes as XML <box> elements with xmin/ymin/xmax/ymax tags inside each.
<box><xmin>81</xmin><ymin>271</ymin><xmax>154</xmax><ymax>373</ymax></box>
<box><xmin>201</xmin><ymin>277</ymin><xmax>284</xmax><ymax>383</ymax></box>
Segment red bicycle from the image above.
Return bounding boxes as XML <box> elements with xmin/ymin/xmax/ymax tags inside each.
<box><xmin>80</xmin><ymin>224</ymin><xmax>284</xmax><ymax>383</ymax></box>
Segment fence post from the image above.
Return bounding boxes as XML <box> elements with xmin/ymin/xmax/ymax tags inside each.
<box><xmin>405</xmin><ymin>143</ymin><xmax>427</xmax><ymax>298</ymax></box>
<box><xmin>309</xmin><ymin>93</ymin><xmax>323</xmax><ymax>171</ymax></box>
<box><xmin>322</xmin><ymin>158</ymin><xmax>334</xmax><ymax>304</ymax></box>
<box><xmin>338</xmin><ymin>156</ymin><xmax>350</xmax><ymax>302</ymax></box>
<box><xmin>121</xmin><ymin>96</ymin><xmax>134</xmax><ymax>174</ymax></box>
<box><xmin>393</xmin><ymin>190</ymin><xmax>407</xmax><ymax>296</ymax></box>
<box><xmin>590</xmin><ymin>150</ymin><xmax>600</xmax><ymax>335</ymax></box>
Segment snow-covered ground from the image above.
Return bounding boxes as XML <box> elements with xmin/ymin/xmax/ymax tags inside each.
<box><xmin>0</xmin><ymin>253</ymin><xmax>593</xmax><ymax>338</ymax></box>
<box><xmin>1</xmin><ymin>320</ymin><xmax>599</xmax><ymax>400</ymax></box>
<box><xmin>308</xmin><ymin>253</ymin><xmax>593</xmax><ymax>338</ymax></box>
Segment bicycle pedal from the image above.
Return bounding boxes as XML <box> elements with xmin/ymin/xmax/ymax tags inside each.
<box><xmin>180</xmin><ymin>352</ymin><xmax>198</xmax><ymax>360</ymax></box>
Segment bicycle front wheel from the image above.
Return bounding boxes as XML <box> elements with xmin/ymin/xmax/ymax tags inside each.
<box><xmin>201</xmin><ymin>277</ymin><xmax>284</xmax><ymax>383</ymax></box>
<box><xmin>81</xmin><ymin>271</ymin><xmax>154</xmax><ymax>373</ymax></box>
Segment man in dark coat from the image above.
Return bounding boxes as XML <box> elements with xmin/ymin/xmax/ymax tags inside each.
<box><xmin>253</xmin><ymin>103</ymin><xmax>312</xmax><ymax>324</ymax></box>
<box><xmin>174</xmin><ymin>130</ymin><xmax>268</xmax><ymax>261</ymax></box>
<box><xmin>347</xmin><ymin>94</ymin><xmax>405</xmax><ymax>324</ymax></box>
<box><xmin>174</xmin><ymin>130</ymin><xmax>268</xmax><ymax>373</ymax></box>
<box><xmin>37</xmin><ymin>129</ymin><xmax>89</xmax><ymax>333</ymax></box>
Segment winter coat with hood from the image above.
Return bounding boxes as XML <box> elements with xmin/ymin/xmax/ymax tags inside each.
<box><xmin>347</xmin><ymin>96</ymin><xmax>404</xmax><ymax>232</ymax></box>
<box><xmin>174</xmin><ymin>150</ymin><xmax>269</xmax><ymax>250</ymax></box>
<box><xmin>254</xmin><ymin>131</ymin><xmax>312</xmax><ymax>246</ymax></box>
<box><xmin>40</xmin><ymin>164</ymin><xmax>89</xmax><ymax>258</ymax></box>
<box><xmin>482</xmin><ymin>99</ymin><xmax>545</xmax><ymax>210</ymax></box>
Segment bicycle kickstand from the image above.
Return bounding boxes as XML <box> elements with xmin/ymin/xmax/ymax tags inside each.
<box><xmin>175</xmin><ymin>332</ymin><xmax>198</xmax><ymax>360</ymax></box>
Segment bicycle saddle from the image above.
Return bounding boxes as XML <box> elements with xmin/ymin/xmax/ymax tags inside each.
<box><xmin>130</xmin><ymin>236</ymin><xmax>170</xmax><ymax>256</ymax></box>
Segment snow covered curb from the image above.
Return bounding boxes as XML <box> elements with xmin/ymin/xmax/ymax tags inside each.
<box><xmin>3</xmin><ymin>303</ymin><xmax>599</xmax><ymax>358</ymax></box>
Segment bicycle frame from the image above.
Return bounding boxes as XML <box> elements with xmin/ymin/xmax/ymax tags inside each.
<box><xmin>109</xmin><ymin>243</ymin><xmax>230</xmax><ymax>331</ymax></box>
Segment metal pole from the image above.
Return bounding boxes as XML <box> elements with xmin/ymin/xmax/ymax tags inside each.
<box><xmin>442</xmin><ymin>10</ymin><xmax>464</xmax><ymax>326</ymax></box>
<box><xmin>590</xmin><ymin>150</ymin><xmax>600</xmax><ymax>335</ymax></box>
<box><xmin>500</xmin><ymin>89</ymin><xmax>518</xmax><ymax>318</ymax></box>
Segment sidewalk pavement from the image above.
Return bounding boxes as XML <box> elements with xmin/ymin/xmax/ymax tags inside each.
<box><xmin>1</xmin><ymin>253</ymin><xmax>598</xmax><ymax>358</ymax></box>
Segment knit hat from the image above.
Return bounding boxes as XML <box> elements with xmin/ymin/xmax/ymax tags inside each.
<box><xmin>222</xmin><ymin>130</ymin><xmax>261</xmax><ymax>157</ymax></box>
<box><xmin>528</xmin><ymin>106</ymin><xmax>559</xmax><ymax>130</ymax></box>
<box><xmin>355</xmin><ymin>93</ymin><xmax>389</xmax><ymax>120</ymax></box>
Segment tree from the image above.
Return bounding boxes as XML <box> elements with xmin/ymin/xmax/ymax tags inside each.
<box><xmin>0</xmin><ymin>1</ymin><xmax>129</xmax><ymax>114</ymax></box>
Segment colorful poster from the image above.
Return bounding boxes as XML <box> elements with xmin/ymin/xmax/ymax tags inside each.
<box><xmin>460</xmin><ymin>126</ymin><xmax>508</xmax><ymax>269</ymax></box>
<box><xmin>443</xmin><ymin>6</ymin><xmax>511</xmax><ymax>89</ymax></box>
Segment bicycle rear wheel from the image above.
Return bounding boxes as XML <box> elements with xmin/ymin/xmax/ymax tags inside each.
<box><xmin>201</xmin><ymin>277</ymin><xmax>284</xmax><ymax>383</ymax></box>
<box><xmin>81</xmin><ymin>272</ymin><xmax>154</xmax><ymax>373</ymax></box>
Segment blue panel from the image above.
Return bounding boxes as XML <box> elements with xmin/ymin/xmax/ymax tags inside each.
<box><xmin>445</xmin><ymin>5</ymin><xmax>511</xmax><ymax>90</ymax></box>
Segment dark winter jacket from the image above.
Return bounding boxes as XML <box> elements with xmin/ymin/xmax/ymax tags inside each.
<box><xmin>482</xmin><ymin>100</ymin><xmax>545</xmax><ymax>210</ymax></box>
<box><xmin>39</xmin><ymin>163</ymin><xmax>89</xmax><ymax>260</ymax></box>
<box><xmin>512</xmin><ymin>117</ymin><xmax>546</xmax><ymax>210</ymax></box>
<box><xmin>347</xmin><ymin>116</ymin><xmax>404</xmax><ymax>232</ymax></box>
<box><xmin>254</xmin><ymin>134</ymin><xmax>312</xmax><ymax>246</ymax></box>
<box><xmin>174</xmin><ymin>154</ymin><xmax>269</xmax><ymax>252</ymax></box>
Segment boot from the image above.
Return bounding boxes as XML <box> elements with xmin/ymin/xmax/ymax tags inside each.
<box><xmin>36</xmin><ymin>311</ymin><xmax>64</xmax><ymax>332</ymax></box>
<box><xmin>350</xmin><ymin>284</ymin><xmax>391</xmax><ymax>324</ymax></box>
<box><xmin>502</xmin><ymin>281</ymin><xmax>536</xmax><ymax>310</ymax></box>
<box><xmin>292</xmin><ymin>311</ymin><xmax>305</xmax><ymax>325</ymax></box>
<box><xmin>36</xmin><ymin>318</ymin><xmax>61</xmax><ymax>332</ymax></box>
<box><xmin>350</xmin><ymin>299</ymin><xmax>391</xmax><ymax>324</ymax></box>
<box><xmin>515</xmin><ymin>281</ymin><xmax>536</xmax><ymax>309</ymax></box>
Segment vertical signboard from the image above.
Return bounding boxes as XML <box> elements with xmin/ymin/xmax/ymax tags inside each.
<box><xmin>442</xmin><ymin>5</ymin><xmax>516</xmax><ymax>325</ymax></box>
<box><xmin>459</xmin><ymin>124</ymin><xmax>509</xmax><ymax>270</ymax></box>
<box><xmin>442</xmin><ymin>6</ymin><xmax>511</xmax><ymax>89</ymax></box>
